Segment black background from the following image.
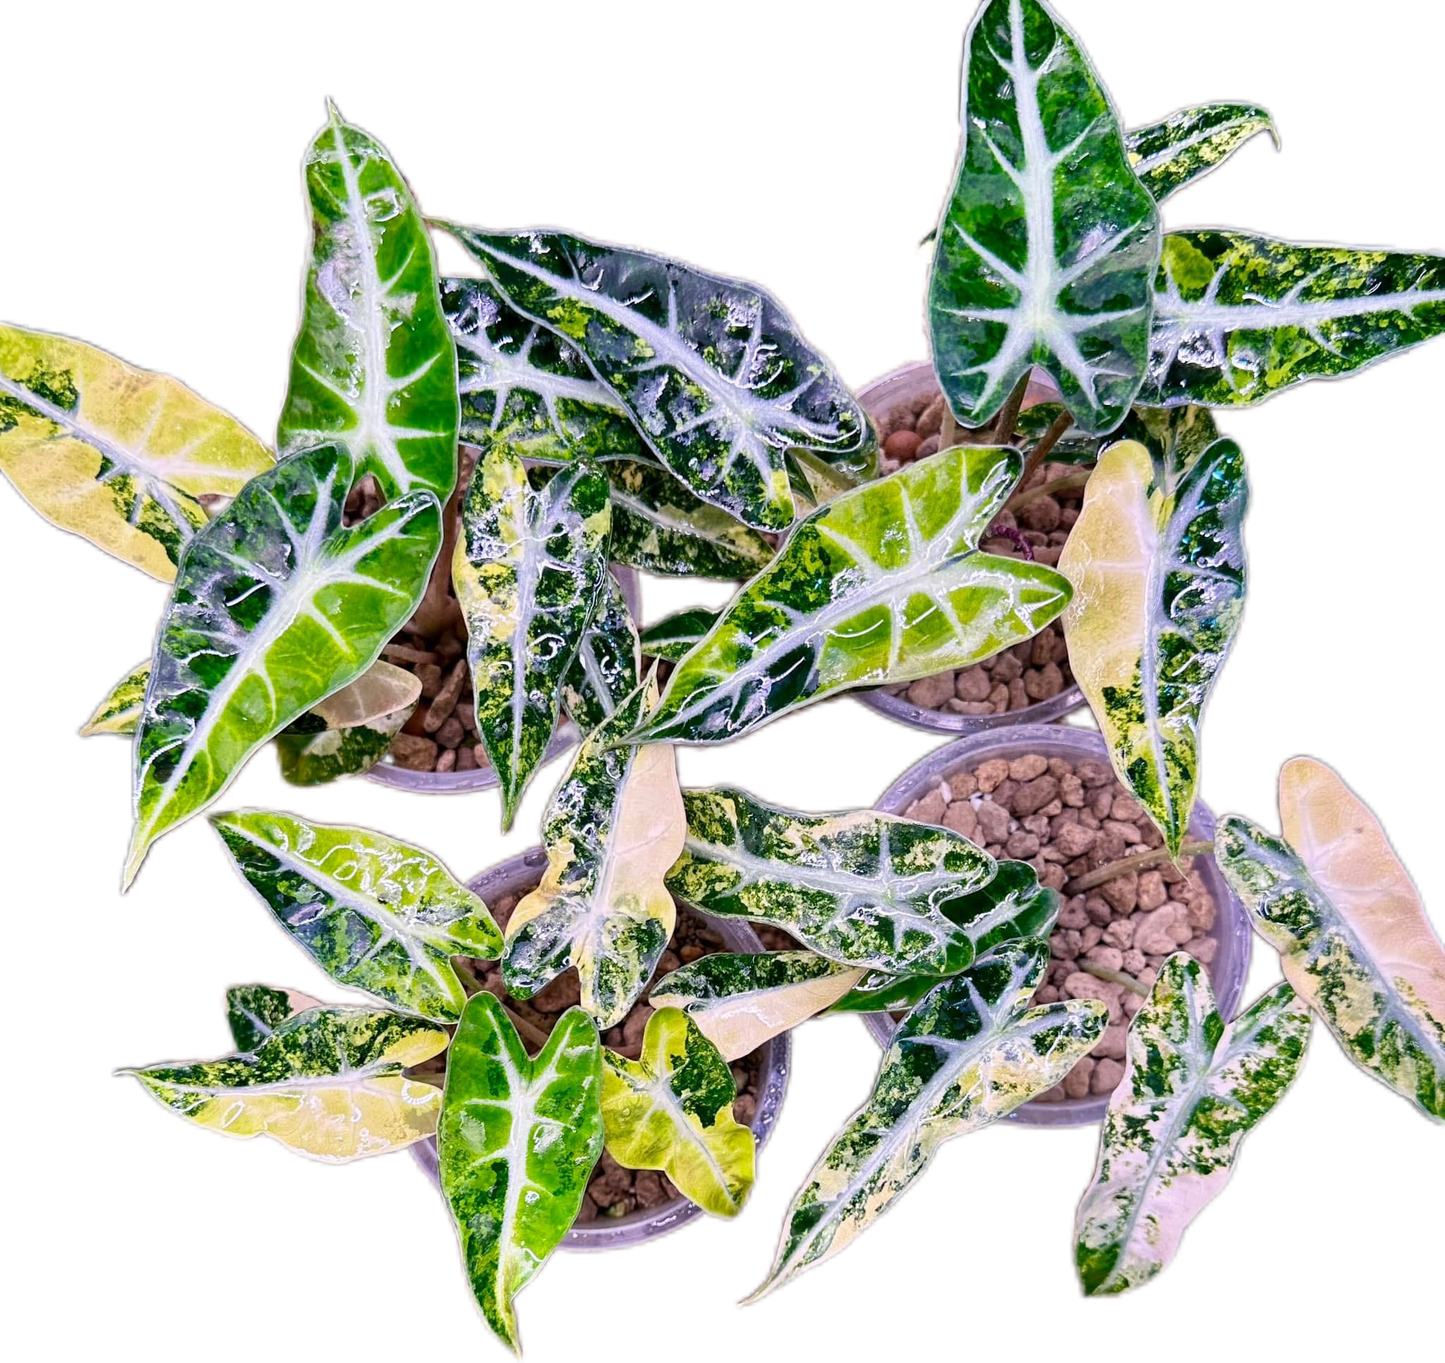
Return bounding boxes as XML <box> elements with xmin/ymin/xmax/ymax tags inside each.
<box><xmin>5</xmin><ymin>7</ymin><xmax>1439</xmax><ymax>1352</ymax></box>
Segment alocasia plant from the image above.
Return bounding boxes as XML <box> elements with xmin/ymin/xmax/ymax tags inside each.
<box><xmin>80</xmin><ymin>660</ymin><xmax>152</xmax><ymax>737</ymax></box>
<box><xmin>1125</xmin><ymin>103</ymin><xmax>1277</xmax><ymax>203</ymax></box>
<box><xmin>224</xmin><ymin>983</ymin><xmax>319</xmax><ymax>1053</ymax></box>
<box><xmin>560</xmin><ymin>569</ymin><xmax>640</xmax><ymax>735</ymax></box>
<box><xmin>272</xmin><ymin>660</ymin><xmax>422</xmax><ymax>785</ymax></box>
<box><xmin>639</xmin><ymin>606</ymin><xmax>721</xmax><ymax>661</ymax></box>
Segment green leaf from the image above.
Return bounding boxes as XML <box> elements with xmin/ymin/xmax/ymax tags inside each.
<box><xmin>442</xmin><ymin>223</ymin><xmax>870</xmax><ymax>531</ymax></box>
<box><xmin>1059</xmin><ymin>434</ymin><xmax>1247</xmax><ymax>855</ymax></box>
<box><xmin>505</xmin><ymin>678</ymin><xmax>686</xmax><ymax>1028</ymax></box>
<box><xmin>0</xmin><ymin>323</ymin><xmax>273</xmax><ymax>580</ymax></box>
<box><xmin>211</xmin><ymin>810</ymin><xmax>502</xmax><ymax>1023</ymax></box>
<box><xmin>439</xmin><ymin>994</ymin><xmax>604</xmax><ymax>1355</ymax></box>
<box><xmin>277</xmin><ymin>105</ymin><xmax>458</xmax><ymax>500</ymax></box>
<box><xmin>124</xmin><ymin>443</ymin><xmax>442</xmax><ymax>886</ymax></box>
<box><xmin>830</xmin><ymin>860</ymin><xmax>1060</xmax><ymax>1013</ymax></box>
<box><xmin>1142</xmin><ymin>231</ymin><xmax>1445</xmax><ymax>406</ymax></box>
<box><xmin>454</xmin><ymin>444</ymin><xmax>610</xmax><ymax>827</ymax></box>
<box><xmin>651</xmin><ymin>951</ymin><xmax>864</xmax><ymax>1061</ymax></box>
<box><xmin>123</xmin><ymin>1004</ymin><xmax>447</xmax><ymax>1162</ymax></box>
<box><xmin>224</xmin><ymin>983</ymin><xmax>319</xmax><ymax>1053</ymax></box>
<box><xmin>442</xmin><ymin>275</ymin><xmax>646</xmax><ymax>465</ymax></box>
<box><xmin>274</xmin><ymin>659</ymin><xmax>421</xmax><ymax>785</ymax></box>
<box><xmin>629</xmin><ymin>444</ymin><xmax>1071</xmax><ymax>745</ymax></box>
<box><xmin>928</xmin><ymin>0</ymin><xmax>1160</xmax><ymax>435</ymax></box>
<box><xmin>601</xmin><ymin>1008</ymin><xmax>756</xmax><ymax>1217</ymax></box>
<box><xmin>639</xmin><ymin>607</ymin><xmax>720</xmax><ymax>661</ymax></box>
<box><xmin>1076</xmin><ymin>955</ymin><xmax>1311</xmax><ymax>1296</ymax></box>
<box><xmin>81</xmin><ymin>660</ymin><xmax>151</xmax><ymax>736</ymax></box>
<box><xmin>605</xmin><ymin>458</ymin><xmax>774</xmax><ymax>579</ymax></box>
<box><xmin>665</xmin><ymin>788</ymin><xmax>996</xmax><ymax>976</ymax></box>
<box><xmin>749</xmin><ymin>942</ymin><xmax>1107</xmax><ymax>1299</ymax></box>
<box><xmin>1126</xmin><ymin>103</ymin><xmax>1277</xmax><ymax>203</ymax></box>
<box><xmin>562</xmin><ymin>570</ymin><xmax>640</xmax><ymax>735</ymax></box>
<box><xmin>1217</xmin><ymin>758</ymin><xmax>1445</xmax><ymax>1121</ymax></box>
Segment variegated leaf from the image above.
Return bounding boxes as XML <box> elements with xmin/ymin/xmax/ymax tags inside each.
<box><xmin>665</xmin><ymin>788</ymin><xmax>996</xmax><ymax>977</ymax></box>
<box><xmin>1059</xmin><ymin>434</ymin><xmax>1247</xmax><ymax>855</ymax></box>
<box><xmin>125</xmin><ymin>444</ymin><xmax>442</xmax><ymax>885</ymax></box>
<box><xmin>1076</xmin><ymin>956</ymin><xmax>1310</xmax><ymax>1295</ymax></box>
<box><xmin>277</xmin><ymin>105</ymin><xmax>458</xmax><ymax>499</ymax></box>
<box><xmin>1142</xmin><ymin>231</ymin><xmax>1445</xmax><ymax>406</ymax></box>
<box><xmin>443</xmin><ymin>223</ymin><xmax>870</xmax><ymax>531</ymax></box>
<box><xmin>81</xmin><ymin>660</ymin><xmax>151</xmax><ymax>736</ymax></box>
<box><xmin>629</xmin><ymin>444</ymin><xmax>1071</xmax><ymax>745</ymax></box>
<box><xmin>639</xmin><ymin>607</ymin><xmax>720</xmax><ymax>662</ymax></box>
<box><xmin>274</xmin><ymin>660</ymin><xmax>421</xmax><ymax>785</ymax></box>
<box><xmin>601</xmin><ymin>1007</ymin><xmax>756</xmax><ymax>1217</ymax></box>
<box><xmin>505</xmin><ymin>678</ymin><xmax>686</xmax><ymax>1029</ymax></box>
<box><xmin>928</xmin><ymin>0</ymin><xmax>1160</xmax><ymax>434</ymax></box>
<box><xmin>1126</xmin><ymin>103</ymin><xmax>1277</xmax><ymax>203</ymax></box>
<box><xmin>211</xmin><ymin>810</ymin><xmax>501</xmax><ymax>1023</ymax></box>
<box><xmin>0</xmin><ymin>323</ymin><xmax>272</xmax><ymax>579</ymax></box>
<box><xmin>225</xmin><ymin>983</ymin><xmax>320</xmax><ymax>1053</ymax></box>
<box><xmin>454</xmin><ymin>444</ymin><xmax>610</xmax><ymax>827</ymax></box>
<box><xmin>443</xmin><ymin>275</ymin><xmax>646</xmax><ymax>465</ymax></box>
<box><xmin>123</xmin><ymin>1005</ymin><xmax>447</xmax><ymax>1162</ymax></box>
<box><xmin>651</xmin><ymin>951</ymin><xmax>864</xmax><ymax>1061</ymax></box>
<box><xmin>440</xmin><ymin>994</ymin><xmax>603</xmax><ymax>1355</ymax></box>
<box><xmin>1217</xmin><ymin>758</ymin><xmax>1445</xmax><ymax>1120</ymax></box>
<box><xmin>605</xmin><ymin>458</ymin><xmax>774</xmax><ymax>579</ymax></box>
<box><xmin>749</xmin><ymin>942</ymin><xmax>1107</xmax><ymax>1299</ymax></box>
<box><xmin>830</xmin><ymin>860</ymin><xmax>1060</xmax><ymax>1013</ymax></box>
<box><xmin>562</xmin><ymin>570</ymin><xmax>640</xmax><ymax>735</ymax></box>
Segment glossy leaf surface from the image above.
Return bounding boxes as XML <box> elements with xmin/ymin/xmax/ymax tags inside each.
<box><xmin>274</xmin><ymin>660</ymin><xmax>420</xmax><ymax>785</ymax></box>
<box><xmin>224</xmin><ymin>983</ymin><xmax>320</xmax><ymax>1052</ymax></box>
<box><xmin>1126</xmin><ymin>103</ymin><xmax>1277</xmax><ymax>203</ymax></box>
<box><xmin>81</xmin><ymin>660</ymin><xmax>151</xmax><ymax>736</ymax></box>
<box><xmin>562</xmin><ymin>570</ymin><xmax>640</xmax><ymax>735</ymax></box>
<box><xmin>639</xmin><ymin>607</ymin><xmax>720</xmax><ymax>661</ymax></box>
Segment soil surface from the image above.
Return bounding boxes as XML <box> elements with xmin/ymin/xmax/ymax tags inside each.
<box><xmin>902</xmin><ymin>751</ymin><xmax>1222</xmax><ymax>1103</ymax></box>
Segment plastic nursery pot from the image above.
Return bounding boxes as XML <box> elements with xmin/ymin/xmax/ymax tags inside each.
<box><xmin>852</xmin><ymin>361</ymin><xmax>1087</xmax><ymax>735</ymax></box>
<box><xmin>409</xmin><ymin>846</ymin><xmax>792</xmax><ymax>1249</ymax></box>
<box><xmin>366</xmin><ymin>565</ymin><xmax>643</xmax><ymax>795</ymax></box>
<box><xmin>867</xmin><ymin>724</ymin><xmax>1252</xmax><ymax>1128</ymax></box>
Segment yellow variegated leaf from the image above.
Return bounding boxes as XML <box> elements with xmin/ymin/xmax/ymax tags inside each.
<box><xmin>80</xmin><ymin>660</ymin><xmax>150</xmax><ymax>736</ymax></box>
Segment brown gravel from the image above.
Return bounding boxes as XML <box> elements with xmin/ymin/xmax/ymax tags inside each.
<box><xmin>902</xmin><ymin>752</ymin><xmax>1222</xmax><ymax>1103</ymax></box>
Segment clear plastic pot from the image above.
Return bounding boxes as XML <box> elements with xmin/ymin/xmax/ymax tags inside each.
<box><xmin>865</xmin><ymin>724</ymin><xmax>1252</xmax><ymax>1128</ymax></box>
<box><xmin>409</xmin><ymin>846</ymin><xmax>793</xmax><ymax>1249</ymax></box>
<box><xmin>852</xmin><ymin>362</ymin><xmax>1087</xmax><ymax>735</ymax></box>
<box><xmin>366</xmin><ymin>566</ymin><xmax>642</xmax><ymax>795</ymax></box>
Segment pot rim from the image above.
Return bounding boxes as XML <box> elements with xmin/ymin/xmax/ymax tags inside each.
<box><xmin>867</xmin><ymin>723</ymin><xmax>1253</xmax><ymax>1128</ymax></box>
<box><xmin>410</xmin><ymin>845</ymin><xmax>792</xmax><ymax>1249</ymax></box>
<box><xmin>852</xmin><ymin>361</ymin><xmax>1087</xmax><ymax>736</ymax></box>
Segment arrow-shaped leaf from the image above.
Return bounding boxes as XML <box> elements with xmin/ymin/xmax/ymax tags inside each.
<box><xmin>928</xmin><ymin>0</ymin><xmax>1160</xmax><ymax>435</ymax></box>
<box><xmin>125</xmin><ymin>444</ymin><xmax>442</xmax><ymax>885</ymax></box>
<box><xmin>639</xmin><ymin>607</ymin><xmax>721</xmax><ymax>661</ymax></box>
<box><xmin>224</xmin><ymin>983</ymin><xmax>320</xmax><ymax>1053</ymax></box>
<box><xmin>601</xmin><ymin>1007</ymin><xmax>756</xmax><ymax>1217</ymax></box>
<box><xmin>562</xmin><ymin>569</ymin><xmax>640</xmax><ymax>735</ymax></box>
<box><xmin>1217</xmin><ymin>758</ymin><xmax>1445</xmax><ymax>1121</ymax></box>
<box><xmin>1075</xmin><ymin>954</ymin><xmax>1311</xmax><ymax>1295</ymax></box>
<box><xmin>629</xmin><ymin>444</ymin><xmax>1071</xmax><ymax>745</ymax></box>
<box><xmin>0</xmin><ymin>323</ymin><xmax>273</xmax><ymax>579</ymax></box>
<box><xmin>439</xmin><ymin>994</ymin><xmax>604</xmax><ymax>1355</ymax></box>
<box><xmin>1142</xmin><ymin>231</ymin><xmax>1445</xmax><ymax>407</ymax></box>
<box><xmin>1126</xmin><ymin>103</ymin><xmax>1277</xmax><ymax>203</ymax></box>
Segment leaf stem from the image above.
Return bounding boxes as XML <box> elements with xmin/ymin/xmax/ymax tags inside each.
<box><xmin>1077</xmin><ymin>960</ymin><xmax>1150</xmax><ymax>999</ymax></box>
<box><xmin>940</xmin><ymin>402</ymin><xmax>957</xmax><ymax>453</ymax></box>
<box><xmin>990</xmin><ymin>371</ymin><xmax>1032</xmax><ymax>446</ymax></box>
<box><xmin>1006</xmin><ymin>468</ymin><xmax>1093</xmax><ymax>515</ymax></box>
<box><xmin>1065</xmin><ymin>839</ymin><xmax>1214</xmax><ymax>894</ymax></box>
<box><xmin>1010</xmin><ymin>408</ymin><xmax>1074</xmax><ymax>498</ymax></box>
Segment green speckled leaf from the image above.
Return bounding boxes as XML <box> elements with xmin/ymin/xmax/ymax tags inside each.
<box><xmin>630</xmin><ymin>444</ymin><xmax>1071</xmax><ymax>745</ymax></box>
<box><xmin>125</xmin><ymin>444</ymin><xmax>441</xmax><ymax>886</ymax></box>
<box><xmin>123</xmin><ymin>1004</ymin><xmax>447</xmax><ymax>1162</ymax></box>
<box><xmin>640</xmin><ymin>607</ymin><xmax>720</xmax><ymax>661</ymax></box>
<box><xmin>562</xmin><ymin>570</ymin><xmax>640</xmax><ymax>734</ymax></box>
<box><xmin>831</xmin><ymin>860</ymin><xmax>1060</xmax><ymax>1013</ymax></box>
<box><xmin>1143</xmin><ymin>231</ymin><xmax>1445</xmax><ymax>406</ymax></box>
<box><xmin>81</xmin><ymin>660</ymin><xmax>151</xmax><ymax>736</ymax></box>
<box><xmin>277</xmin><ymin>106</ymin><xmax>458</xmax><ymax>500</ymax></box>
<box><xmin>601</xmin><ymin>1008</ymin><xmax>756</xmax><ymax>1217</ymax></box>
<box><xmin>454</xmin><ymin>444</ymin><xmax>610</xmax><ymax>826</ymax></box>
<box><xmin>749</xmin><ymin>942</ymin><xmax>1106</xmax><ymax>1299</ymax></box>
<box><xmin>1126</xmin><ymin>103</ymin><xmax>1277</xmax><ymax>203</ymax></box>
<box><xmin>1217</xmin><ymin>758</ymin><xmax>1445</xmax><ymax>1121</ymax></box>
<box><xmin>0</xmin><ymin>324</ymin><xmax>272</xmax><ymax>580</ymax></box>
<box><xmin>275</xmin><ymin>711</ymin><xmax>412</xmax><ymax>785</ymax></box>
<box><xmin>505</xmin><ymin>678</ymin><xmax>686</xmax><ymax>1028</ymax></box>
<box><xmin>666</xmin><ymin>788</ymin><xmax>996</xmax><ymax>976</ymax></box>
<box><xmin>443</xmin><ymin>224</ymin><xmax>869</xmax><ymax>531</ymax></box>
<box><xmin>1076</xmin><ymin>954</ymin><xmax>1310</xmax><ymax>1296</ymax></box>
<box><xmin>929</xmin><ymin>0</ymin><xmax>1160</xmax><ymax>434</ymax></box>
<box><xmin>211</xmin><ymin>810</ymin><xmax>501</xmax><ymax>1022</ymax></box>
<box><xmin>651</xmin><ymin>951</ymin><xmax>863</xmax><ymax>1061</ymax></box>
<box><xmin>439</xmin><ymin>994</ymin><xmax>603</xmax><ymax>1355</ymax></box>
<box><xmin>605</xmin><ymin>458</ymin><xmax>774</xmax><ymax>578</ymax></box>
<box><xmin>224</xmin><ymin>983</ymin><xmax>320</xmax><ymax>1052</ymax></box>
<box><xmin>1059</xmin><ymin>433</ymin><xmax>1247</xmax><ymax>855</ymax></box>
